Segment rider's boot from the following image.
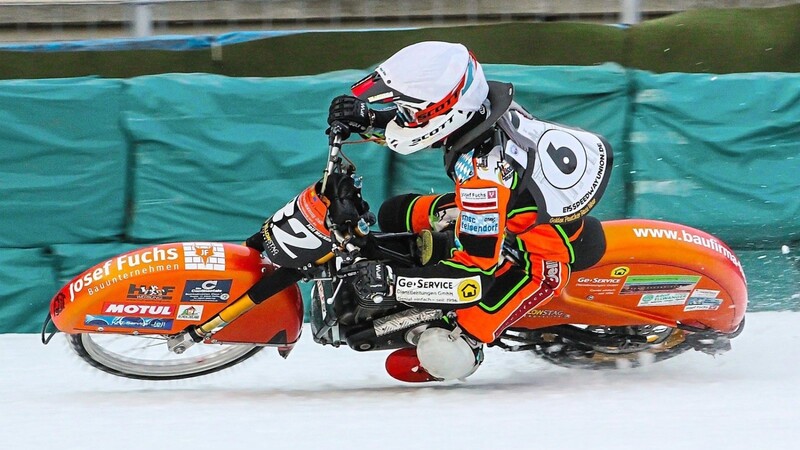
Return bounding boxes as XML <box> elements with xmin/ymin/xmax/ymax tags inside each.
<box><xmin>385</xmin><ymin>324</ymin><xmax>483</xmax><ymax>383</ymax></box>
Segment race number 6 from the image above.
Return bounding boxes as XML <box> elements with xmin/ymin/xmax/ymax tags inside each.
<box><xmin>538</xmin><ymin>129</ymin><xmax>587</xmax><ymax>189</ymax></box>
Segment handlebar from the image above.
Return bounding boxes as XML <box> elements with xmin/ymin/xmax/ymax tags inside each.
<box><xmin>321</xmin><ymin>122</ymin><xmax>350</xmax><ymax>196</ymax></box>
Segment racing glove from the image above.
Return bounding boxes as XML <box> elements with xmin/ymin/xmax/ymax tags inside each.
<box><xmin>339</xmin><ymin>260</ymin><xmax>395</xmax><ymax>306</ymax></box>
<box><xmin>316</xmin><ymin>172</ymin><xmax>371</xmax><ymax>229</ymax></box>
<box><xmin>327</xmin><ymin>95</ymin><xmax>374</xmax><ymax>134</ymax></box>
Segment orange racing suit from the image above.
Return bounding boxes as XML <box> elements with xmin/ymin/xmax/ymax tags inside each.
<box><xmin>380</xmin><ymin>143</ymin><xmax>581</xmax><ymax>344</ymax></box>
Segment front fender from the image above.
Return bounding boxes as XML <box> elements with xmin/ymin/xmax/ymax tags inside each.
<box><xmin>49</xmin><ymin>242</ymin><xmax>303</xmax><ymax>348</ymax></box>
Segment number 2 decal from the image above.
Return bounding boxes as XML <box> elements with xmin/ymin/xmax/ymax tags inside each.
<box><xmin>270</xmin><ymin>199</ymin><xmax>323</xmax><ymax>259</ymax></box>
<box><xmin>271</xmin><ymin>218</ymin><xmax>322</xmax><ymax>259</ymax></box>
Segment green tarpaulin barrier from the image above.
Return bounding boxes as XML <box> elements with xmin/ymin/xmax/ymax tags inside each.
<box><xmin>628</xmin><ymin>70</ymin><xmax>800</xmax><ymax>248</ymax></box>
<box><xmin>123</xmin><ymin>72</ymin><xmax>390</xmax><ymax>243</ymax></box>
<box><xmin>738</xmin><ymin>249</ymin><xmax>800</xmax><ymax>312</ymax></box>
<box><xmin>0</xmin><ymin>248</ymin><xmax>58</xmax><ymax>333</ymax></box>
<box><xmin>0</xmin><ymin>78</ymin><xmax>127</xmax><ymax>247</ymax></box>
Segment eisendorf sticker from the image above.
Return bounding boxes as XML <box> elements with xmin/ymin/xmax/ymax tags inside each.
<box><xmin>459</xmin><ymin>212</ymin><xmax>500</xmax><ymax>236</ymax></box>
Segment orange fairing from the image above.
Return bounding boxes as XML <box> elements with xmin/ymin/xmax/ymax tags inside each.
<box><xmin>49</xmin><ymin>242</ymin><xmax>304</xmax><ymax>347</ymax></box>
<box><xmin>512</xmin><ymin>220</ymin><xmax>748</xmax><ymax>334</ymax></box>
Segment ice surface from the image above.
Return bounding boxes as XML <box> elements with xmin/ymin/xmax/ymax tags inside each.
<box><xmin>2</xmin><ymin>312</ymin><xmax>799</xmax><ymax>450</ymax></box>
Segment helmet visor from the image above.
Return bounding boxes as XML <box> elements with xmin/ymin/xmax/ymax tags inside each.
<box><xmin>352</xmin><ymin>69</ymin><xmax>467</xmax><ymax>128</ymax></box>
<box><xmin>351</xmin><ymin>71</ymin><xmax>422</xmax><ymax>105</ymax></box>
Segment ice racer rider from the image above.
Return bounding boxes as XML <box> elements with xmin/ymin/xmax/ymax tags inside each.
<box><xmin>323</xmin><ymin>41</ymin><xmax>614</xmax><ymax>383</ymax></box>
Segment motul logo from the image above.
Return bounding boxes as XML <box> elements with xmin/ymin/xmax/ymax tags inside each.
<box><xmin>102</xmin><ymin>303</ymin><xmax>174</xmax><ymax>317</ymax></box>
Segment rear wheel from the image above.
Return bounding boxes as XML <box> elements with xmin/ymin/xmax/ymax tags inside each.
<box><xmin>502</xmin><ymin>325</ymin><xmax>693</xmax><ymax>369</ymax></box>
<box><xmin>67</xmin><ymin>333</ymin><xmax>264</xmax><ymax>380</ymax></box>
<box><xmin>538</xmin><ymin>325</ymin><xmax>691</xmax><ymax>369</ymax></box>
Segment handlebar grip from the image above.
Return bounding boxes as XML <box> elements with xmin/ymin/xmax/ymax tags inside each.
<box><xmin>328</xmin><ymin>121</ymin><xmax>351</xmax><ymax>142</ymax></box>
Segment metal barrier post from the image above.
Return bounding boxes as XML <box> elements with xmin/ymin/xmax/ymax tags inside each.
<box><xmin>132</xmin><ymin>0</ymin><xmax>154</xmax><ymax>37</ymax></box>
<box><xmin>621</xmin><ymin>0</ymin><xmax>642</xmax><ymax>24</ymax></box>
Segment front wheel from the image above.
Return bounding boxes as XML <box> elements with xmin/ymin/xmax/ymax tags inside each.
<box><xmin>67</xmin><ymin>333</ymin><xmax>264</xmax><ymax>380</ymax></box>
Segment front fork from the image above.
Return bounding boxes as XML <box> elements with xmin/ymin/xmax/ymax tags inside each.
<box><xmin>166</xmin><ymin>294</ymin><xmax>258</xmax><ymax>353</ymax></box>
<box><xmin>167</xmin><ymin>266</ymin><xmax>304</xmax><ymax>353</ymax></box>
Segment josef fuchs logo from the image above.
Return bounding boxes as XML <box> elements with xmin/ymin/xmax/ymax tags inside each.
<box><xmin>183</xmin><ymin>243</ymin><xmax>226</xmax><ymax>271</ymax></box>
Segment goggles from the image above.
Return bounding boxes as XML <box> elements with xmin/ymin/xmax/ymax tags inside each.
<box><xmin>351</xmin><ymin>64</ymin><xmax>470</xmax><ymax>128</ymax></box>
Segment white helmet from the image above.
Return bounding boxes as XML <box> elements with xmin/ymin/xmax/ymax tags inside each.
<box><xmin>351</xmin><ymin>41</ymin><xmax>489</xmax><ymax>155</ymax></box>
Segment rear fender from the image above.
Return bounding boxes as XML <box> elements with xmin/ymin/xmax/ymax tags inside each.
<box><xmin>513</xmin><ymin>219</ymin><xmax>747</xmax><ymax>334</ymax></box>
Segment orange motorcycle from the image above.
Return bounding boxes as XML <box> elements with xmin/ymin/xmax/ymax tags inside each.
<box><xmin>42</xmin><ymin>131</ymin><xmax>747</xmax><ymax>380</ymax></box>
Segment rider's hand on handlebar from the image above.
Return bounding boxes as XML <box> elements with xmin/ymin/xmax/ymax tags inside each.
<box><xmin>327</xmin><ymin>95</ymin><xmax>373</xmax><ymax>134</ymax></box>
<box><xmin>317</xmin><ymin>173</ymin><xmax>370</xmax><ymax>228</ymax></box>
<box><xmin>339</xmin><ymin>260</ymin><xmax>394</xmax><ymax>304</ymax></box>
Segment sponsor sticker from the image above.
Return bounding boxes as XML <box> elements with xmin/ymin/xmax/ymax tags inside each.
<box><xmin>126</xmin><ymin>284</ymin><xmax>175</xmax><ymax>301</ymax></box>
<box><xmin>459</xmin><ymin>212</ymin><xmax>500</xmax><ymax>236</ymax></box>
<box><xmin>296</xmin><ymin>186</ymin><xmax>330</xmax><ymax>236</ymax></box>
<box><xmin>611</xmin><ymin>266</ymin><xmax>629</xmax><ymax>277</ymax></box>
<box><xmin>620</xmin><ymin>275</ymin><xmax>700</xmax><ymax>295</ymax></box>
<box><xmin>637</xmin><ymin>292</ymin><xmax>690</xmax><ymax>307</ymax></box>
<box><xmin>457</xmin><ymin>279</ymin><xmax>481</xmax><ymax>302</ymax></box>
<box><xmin>102</xmin><ymin>302</ymin><xmax>174</xmax><ymax>318</ymax></box>
<box><xmin>181</xmin><ymin>279</ymin><xmax>233</xmax><ymax>303</ymax></box>
<box><xmin>691</xmin><ymin>289</ymin><xmax>720</xmax><ymax>298</ymax></box>
<box><xmin>575</xmin><ymin>276</ymin><xmax>620</xmax><ymax>296</ymax></box>
<box><xmin>505</xmin><ymin>141</ymin><xmax>528</xmax><ymax>169</ymax></box>
<box><xmin>183</xmin><ymin>243</ymin><xmax>226</xmax><ymax>271</ymax></box>
<box><xmin>459</xmin><ymin>187</ymin><xmax>499</xmax><ymax>211</ymax></box>
<box><xmin>496</xmin><ymin>161</ymin><xmax>515</xmax><ymax>187</ymax></box>
<box><xmin>84</xmin><ymin>315</ymin><xmax>173</xmax><ymax>330</ymax></box>
<box><xmin>176</xmin><ymin>305</ymin><xmax>204</xmax><ymax>321</ymax></box>
<box><xmin>395</xmin><ymin>276</ymin><xmax>482</xmax><ymax>304</ymax></box>
<box><xmin>67</xmin><ymin>246</ymin><xmax>181</xmax><ymax>303</ymax></box>
<box><xmin>684</xmin><ymin>297</ymin><xmax>723</xmax><ymax>311</ymax></box>
<box><xmin>632</xmin><ymin>227</ymin><xmax>744</xmax><ymax>279</ymax></box>
<box><xmin>474</xmin><ymin>150</ymin><xmax>515</xmax><ymax>188</ymax></box>
<box><xmin>524</xmin><ymin>309</ymin><xmax>570</xmax><ymax>319</ymax></box>
<box><xmin>576</xmin><ymin>277</ymin><xmax>621</xmax><ymax>285</ymax></box>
